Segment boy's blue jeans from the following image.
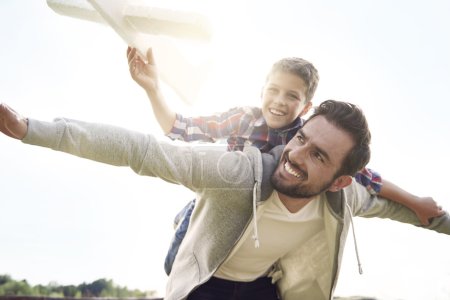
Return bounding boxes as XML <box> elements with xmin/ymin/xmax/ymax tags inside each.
<box><xmin>164</xmin><ymin>199</ymin><xmax>196</xmax><ymax>275</ymax></box>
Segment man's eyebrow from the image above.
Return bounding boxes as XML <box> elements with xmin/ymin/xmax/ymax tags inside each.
<box><xmin>299</xmin><ymin>129</ymin><xmax>331</xmax><ymax>163</ymax></box>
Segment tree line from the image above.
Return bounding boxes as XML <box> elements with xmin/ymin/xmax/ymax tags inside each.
<box><xmin>0</xmin><ymin>275</ymin><xmax>156</xmax><ymax>298</ymax></box>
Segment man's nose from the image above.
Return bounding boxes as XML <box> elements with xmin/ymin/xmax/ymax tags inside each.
<box><xmin>289</xmin><ymin>145</ymin><xmax>307</xmax><ymax>165</ymax></box>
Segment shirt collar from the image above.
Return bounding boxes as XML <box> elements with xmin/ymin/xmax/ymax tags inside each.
<box><xmin>270</xmin><ymin>117</ymin><xmax>304</xmax><ymax>133</ymax></box>
<box><xmin>254</xmin><ymin>116</ymin><xmax>304</xmax><ymax>132</ymax></box>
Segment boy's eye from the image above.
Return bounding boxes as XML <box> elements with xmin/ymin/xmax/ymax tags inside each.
<box><xmin>288</xmin><ymin>93</ymin><xmax>300</xmax><ymax>101</ymax></box>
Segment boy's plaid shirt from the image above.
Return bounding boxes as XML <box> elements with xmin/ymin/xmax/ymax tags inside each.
<box><xmin>168</xmin><ymin>106</ymin><xmax>382</xmax><ymax>193</ymax></box>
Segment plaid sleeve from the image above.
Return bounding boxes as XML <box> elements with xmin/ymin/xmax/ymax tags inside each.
<box><xmin>166</xmin><ymin>107</ymin><xmax>249</xmax><ymax>142</ymax></box>
<box><xmin>354</xmin><ymin>167</ymin><xmax>383</xmax><ymax>195</ymax></box>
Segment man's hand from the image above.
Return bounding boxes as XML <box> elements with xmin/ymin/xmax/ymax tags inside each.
<box><xmin>0</xmin><ymin>103</ymin><xmax>28</xmax><ymax>140</ymax></box>
<box><xmin>127</xmin><ymin>47</ymin><xmax>160</xmax><ymax>93</ymax></box>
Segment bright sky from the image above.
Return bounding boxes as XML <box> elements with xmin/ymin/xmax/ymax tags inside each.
<box><xmin>1</xmin><ymin>1</ymin><xmax>450</xmax><ymax>299</ymax></box>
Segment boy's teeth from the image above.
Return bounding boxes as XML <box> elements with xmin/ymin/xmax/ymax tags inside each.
<box><xmin>284</xmin><ymin>162</ymin><xmax>301</xmax><ymax>178</ymax></box>
<box><xmin>270</xmin><ymin>108</ymin><xmax>285</xmax><ymax>116</ymax></box>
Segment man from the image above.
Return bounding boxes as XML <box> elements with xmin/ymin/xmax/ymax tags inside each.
<box><xmin>0</xmin><ymin>100</ymin><xmax>448</xmax><ymax>300</ymax></box>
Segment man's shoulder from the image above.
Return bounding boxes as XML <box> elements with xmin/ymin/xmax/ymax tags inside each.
<box><xmin>258</xmin><ymin>146</ymin><xmax>284</xmax><ymax>200</ymax></box>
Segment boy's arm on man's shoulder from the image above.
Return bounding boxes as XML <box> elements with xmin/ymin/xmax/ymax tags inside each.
<box><xmin>354</xmin><ymin>168</ymin><xmax>444</xmax><ymax>225</ymax></box>
<box><xmin>167</xmin><ymin>106</ymin><xmax>253</xmax><ymax>143</ymax></box>
<box><xmin>346</xmin><ymin>180</ymin><xmax>450</xmax><ymax>235</ymax></box>
<box><xmin>354</xmin><ymin>167</ymin><xmax>382</xmax><ymax>195</ymax></box>
<box><xmin>378</xmin><ymin>179</ymin><xmax>444</xmax><ymax>225</ymax></box>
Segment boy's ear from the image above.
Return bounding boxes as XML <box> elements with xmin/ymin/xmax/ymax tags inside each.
<box><xmin>328</xmin><ymin>175</ymin><xmax>353</xmax><ymax>192</ymax></box>
<box><xmin>299</xmin><ymin>102</ymin><xmax>313</xmax><ymax>117</ymax></box>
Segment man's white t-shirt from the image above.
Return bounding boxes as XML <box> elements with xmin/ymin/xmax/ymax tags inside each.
<box><xmin>214</xmin><ymin>191</ymin><xmax>324</xmax><ymax>281</ymax></box>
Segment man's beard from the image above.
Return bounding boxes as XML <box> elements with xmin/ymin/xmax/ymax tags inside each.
<box><xmin>270</xmin><ymin>171</ymin><xmax>335</xmax><ymax>199</ymax></box>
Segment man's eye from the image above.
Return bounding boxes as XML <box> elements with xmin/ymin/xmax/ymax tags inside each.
<box><xmin>313</xmin><ymin>152</ymin><xmax>324</xmax><ymax>162</ymax></box>
<box><xmin>297</xmin><ymin>135</ymin><xmax>305</xmax><ymax>144</ymax></box>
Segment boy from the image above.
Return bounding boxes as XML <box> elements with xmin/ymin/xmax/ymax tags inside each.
<box><xmin>127</xmin><ymin>47</ymin><xmax>444</xmax><ymax>275</ymax></box>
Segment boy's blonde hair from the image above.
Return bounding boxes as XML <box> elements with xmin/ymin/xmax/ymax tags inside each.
<box><xmin>267</xmin><ymin>57</ymin><xmax>319</xmax><ymax>103</ymax></box>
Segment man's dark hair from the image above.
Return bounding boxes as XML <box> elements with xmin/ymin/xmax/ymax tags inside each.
<box><xmin>305</xmin><ymin>100</ymin><xmax>371</xmax><ymax>176</ymax></box>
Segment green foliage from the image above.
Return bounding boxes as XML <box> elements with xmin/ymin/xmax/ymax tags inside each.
<box><xmin>0</xmin><ymin>275</ymin><xmax>12</xmax><ymax>286</ymax></box>
<box><xmin>62</xmin><ymin>285</ymin><xmax>78</xmax><ymax>297</ymax></box>
<box><xmin>0</xmin><ymin>274</ymin><xmax>155</xmax><ymax>298</ymax></box>
<box><xmin>0</xmin><ymin>279</ymin><xmax>33</xmax><ymax>296</ymax></box>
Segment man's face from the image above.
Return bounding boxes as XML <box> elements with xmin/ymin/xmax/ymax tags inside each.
<box><xmin>271</xmin><ymin>116</ymin><xmax>354</xmax><ymax>199</ymax></box>
<box><xmin>261</xmin><ymin>71</ymin><xmax>311</xmax><ymax>129</ymax></box>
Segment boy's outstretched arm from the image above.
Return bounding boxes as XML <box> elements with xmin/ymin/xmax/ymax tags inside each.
<box><xmin>127</xmin><ymin>47</ymin><xmax>176</xmax><ymax>134</ymax></box>
<box><xmin>378</xmin><ymin>179</ymin><xmax>445</xmax><ymax>225</ymax></box>
<box><xmin>0</xmin><ymin>103</ymin><xmax>27</xmax><ymax>140</ymax></box>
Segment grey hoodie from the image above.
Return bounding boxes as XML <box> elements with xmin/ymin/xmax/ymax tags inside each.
<box><xmin>23</xmin><ymin>117</ymin><xmax>450</xmax><ymax>300</ymax></box>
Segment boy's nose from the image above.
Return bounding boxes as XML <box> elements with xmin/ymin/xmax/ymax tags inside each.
<box><xmin>274</xmin><ymin>94</ymin><xmax>287</xmax><ymax>106</ymax></box>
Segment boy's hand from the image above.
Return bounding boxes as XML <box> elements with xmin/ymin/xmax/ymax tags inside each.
<box><xmin>0</xmin><ymin>103</ymin><xmax>28</xmax><ymax>140</ymax></box>
<box><xmin>127</xmin><ymin>47</ymin><xmax>160</xmax><ymax>94</ymax></box>
<box><xmin>412</xmin><ymin>196</ymin><xmax>445</xmax><ymax>225</ymax></box>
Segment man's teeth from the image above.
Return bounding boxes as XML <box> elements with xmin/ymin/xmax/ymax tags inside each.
<box><xmin>284</xmin><ymin>162</ymin><xmax>302</xmax><ymax>178</ymax></box>
<box><xmin>270</xmin><ymin>108</ymin><xmax>285</xmax><ymax>116</ymax></box>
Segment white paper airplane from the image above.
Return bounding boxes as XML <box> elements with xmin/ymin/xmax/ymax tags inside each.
<box><xmin>46</xmin><ymin>0</ymin><xmax>214</xmax><ymax>104</ymax></box>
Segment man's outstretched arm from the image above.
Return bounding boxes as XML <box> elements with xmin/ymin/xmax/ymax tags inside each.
<box><xmin>0</xmin><ymin>102</ymin><xmax>197</xmax><ymax>188</ymax></box>
<box><xmin>0</xmin><ymin>102</ymin><xmax>257</xmax><ymax>193</ymax></box>
<box><xmin>346</xmin><ymin>180</ymin><xmax>450</xmax><ymax>235</ymax></box>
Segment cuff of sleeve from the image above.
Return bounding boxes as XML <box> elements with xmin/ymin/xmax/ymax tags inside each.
<box><xmin>166</xmin><ymin>113</ymin><xmax>185</xmax><ymax>140</ymax></box>
<box><xmin>22</xmin><ymin>118</ymin><xmax>64</xmax><ymax>149</ymax></box>
<box><xmin>355</xmin><ymin>167</ymin><xmax>383</xmax><ymax>195</ymax></box>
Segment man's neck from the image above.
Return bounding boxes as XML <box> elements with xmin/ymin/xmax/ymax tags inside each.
<box><xmin>277</xmin><ymin>192</ymin><xmax>317</xmax><ymax>213</ymax></box>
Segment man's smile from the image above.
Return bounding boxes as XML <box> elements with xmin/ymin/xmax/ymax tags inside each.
<box><xmin>283</xmin><ymin>155</ymin><xmax>307</xmax><ymax>180</ymax></box>
<box><xmin>284</xmin><ymin>161</ymin><xmax>301</xmax><ymax>178</ymax></box>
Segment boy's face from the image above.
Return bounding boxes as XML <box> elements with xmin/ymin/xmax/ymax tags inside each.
<box><xmin>261</xmin><ymin>71</ymin><xmax>311</xmax><ymax>129</ymax></box>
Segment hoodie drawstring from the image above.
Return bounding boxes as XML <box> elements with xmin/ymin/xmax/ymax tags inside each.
<box><xmin>251</xmin><ymin>182</ymin><xmax>260</xmax><ymax>248</ymax></box>
<box><xmin>345</xmin><ymin>199</ymin><xmax>363</xmax><ymax>275</ymax></box>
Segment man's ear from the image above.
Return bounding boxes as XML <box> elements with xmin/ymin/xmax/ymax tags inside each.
<box><xmin>328</xmin><ymin>175</ymin><xmax>353</xmax><ymax>192</ymax></box>
<box><xmin>299</xmin><ymin>102</ymin><xmax>313</xmax><ymax>117</ymax></box>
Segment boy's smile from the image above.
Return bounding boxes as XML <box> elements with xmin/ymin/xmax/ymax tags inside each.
<box><xmin>261</xmin><ymin>71</ymin><xmax>311</xmax><ymax>129</ymax></box>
